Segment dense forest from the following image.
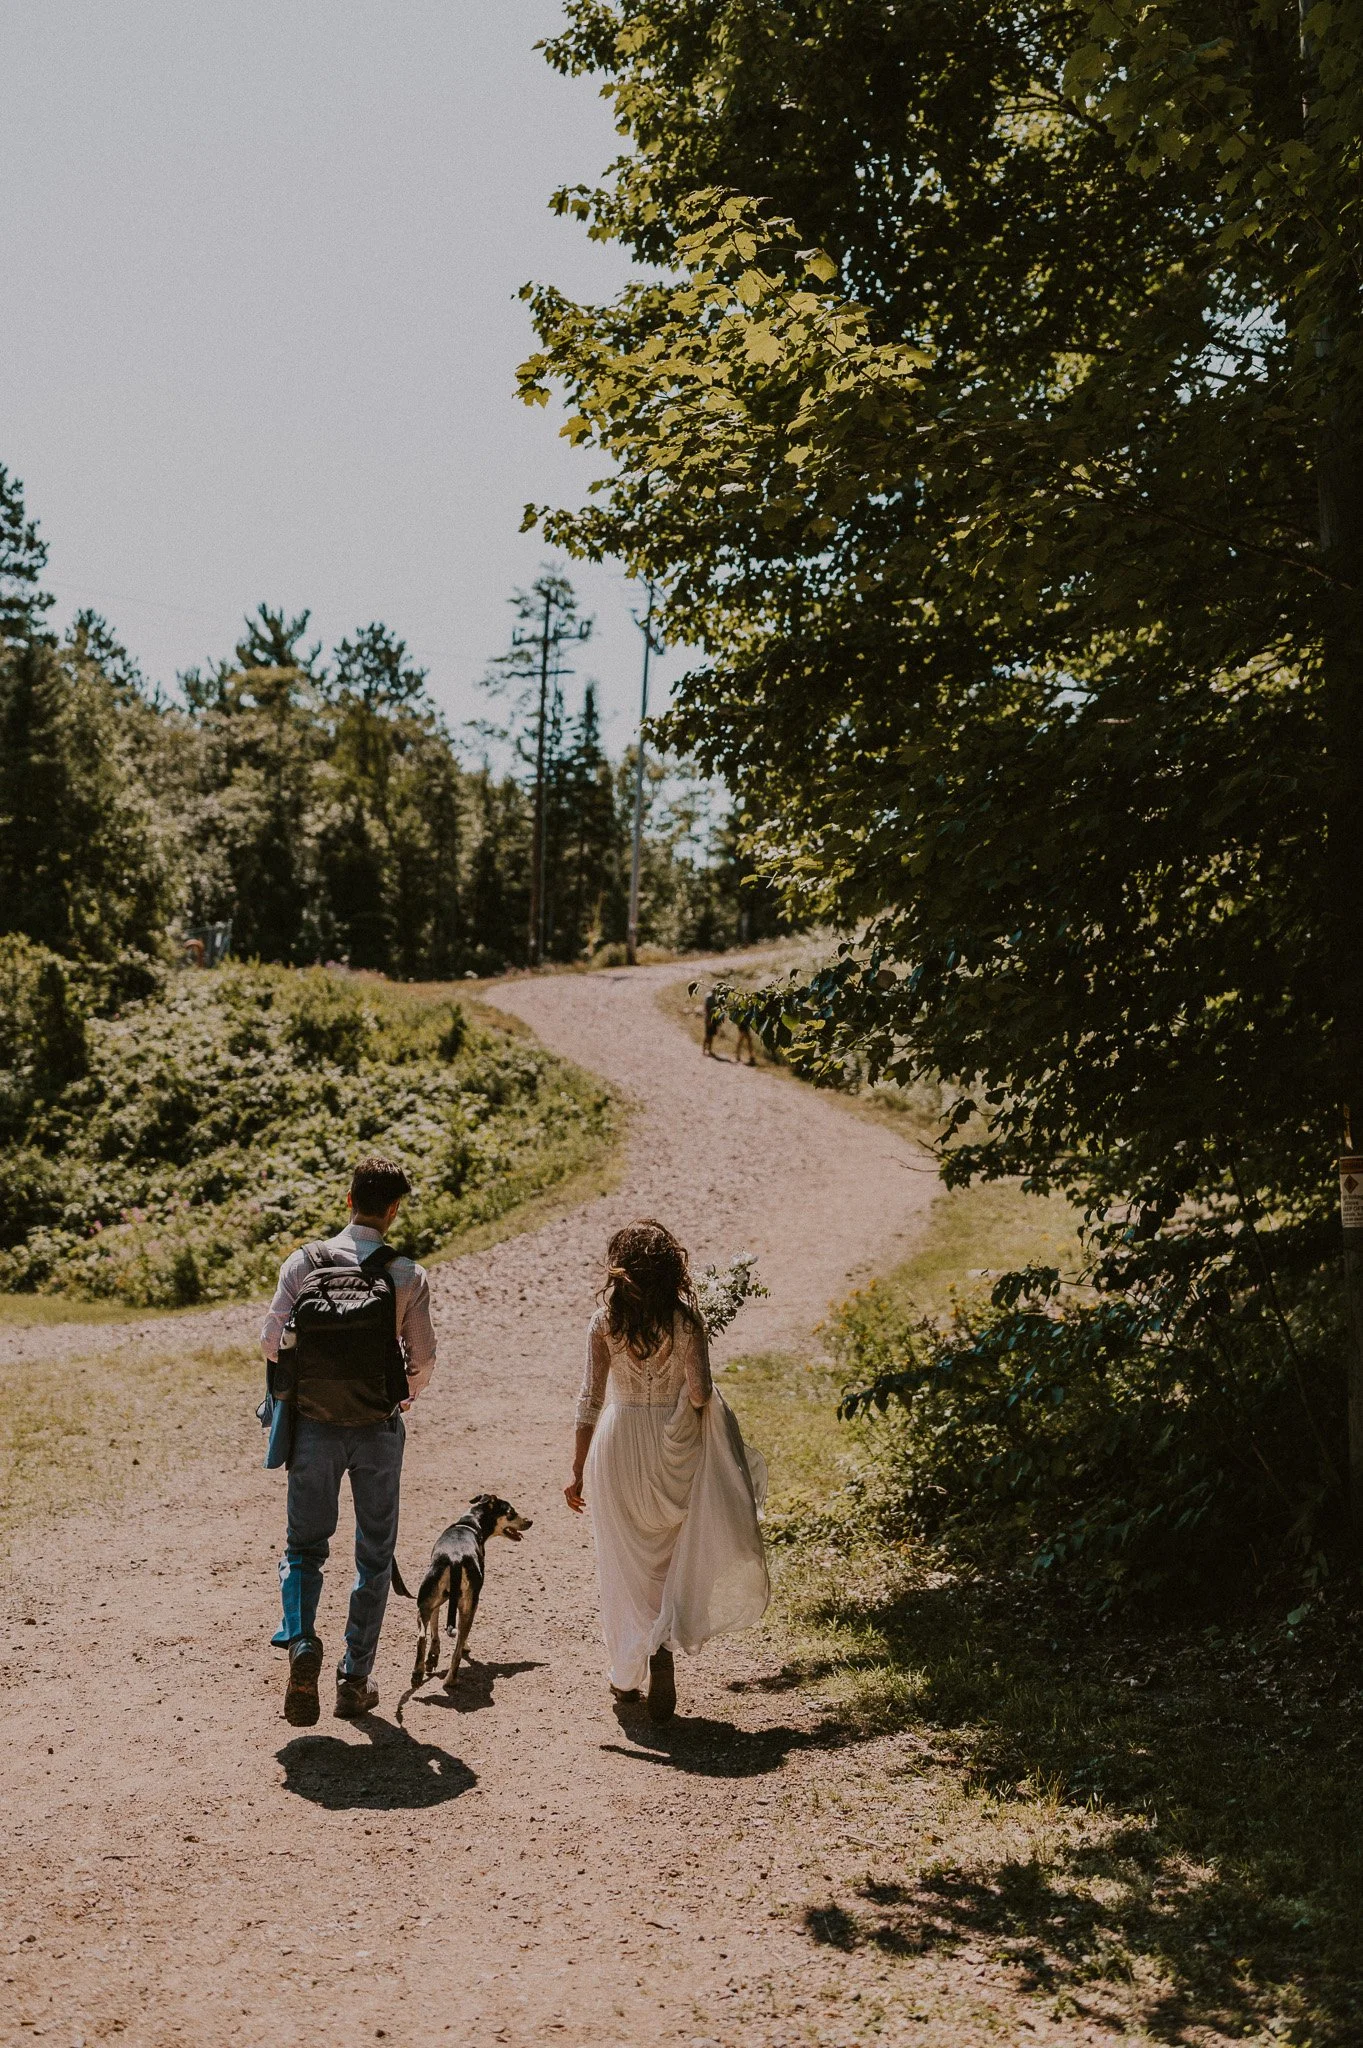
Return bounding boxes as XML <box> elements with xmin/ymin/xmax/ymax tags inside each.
<box><xmin>0</xmin><ymin>464</ymin><xmax>780</xmax><ymax>983</ymax></box>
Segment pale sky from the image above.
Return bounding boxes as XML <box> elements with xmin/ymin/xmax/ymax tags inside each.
<box><xmin>0</xmin><ymin>2</ymin><xmax>684</xmax><ymax>755</ymax></box>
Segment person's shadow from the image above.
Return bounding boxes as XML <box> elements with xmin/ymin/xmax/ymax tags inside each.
<box><xmin>603</xmin><ymin>1701</ymin><xmax>822</xmax><ymax>1778</ymax></box>
<box><xmin>277</xmin><ymin>1716</ymin><xmax>476</xmax><ymax>1810</ymax></box>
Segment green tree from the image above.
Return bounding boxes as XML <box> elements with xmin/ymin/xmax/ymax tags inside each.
<box><xmin>558</xmin><ymin>681</ymin><xmax>625</xmax><ymax>955</ymax></box>
<box><xmin>181</xmin><ymin>623</ymin><xmax>327</xmax><ymax>964</ymax></box>
<box><xmin>0</xmin><ymin>636</ymin><xmax>166</xmax><ymax>963</ymax></box>
<box><xmin>319</xmin><ymin>624</ymin><xmax>460</xmax><ymax>973</ymax></box>
<box><xmin>235</xmin><ymin>602</ymin><xmax>322</xmax><ymax>677</ymax></box>
<box><xmin>65</xmin><ymin>610</ymin><xmax>150</xmax><ymax>704</ymax></box>
<box><xmin>519</xmin><ymin>0</ymin><xmax>1363</xmax><ymax>1577</ymax></box>
<box><xmin>524</xmin><ymin>0</ymin><xmax>1351</xmax><ymax>1227</ymax></box>
<box><xmin>388</xmin><ymin>725</ymin><xmax>467</xmax><ymax>977</ymax></box>
<box><xmin>465</xmin><ymin>767</ymin><xmax>532</xmax><ymax>970</ymax></box>
<box><xmin>0</xmin><ymin>466</ymin><xmax>54</xmax><ymax>647</ymax></box>
<box><xmin>482</xmin><ymin>573</ymin><xmax>592</xmax><ymax>963</ymax></box>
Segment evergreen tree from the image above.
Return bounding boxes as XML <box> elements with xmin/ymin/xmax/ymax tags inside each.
<box><xmin>185</xmin><ymin>614</ymin><xmax>328</xmax><ymax>963</ymax></box>
<box><xmin>65</xmin><ymin>610</ymin><xmax>150</xmax><ymax>704</ymax></box>
<box><xmin>561</xmin><ymin>683</ymin><xmax>624</xmax><ymax>955</ymax></box>
<box><xmin>465</xmin><ymin>768</ymin><xmax>531</xmax><ymax>971</ymax></box>
<box><xmin>328</xmin><ymin>624</ymin><xmax>431</xmax><ymax>828</ymax></box>
<box><xmin>333</xmin><ymin>623</ymin><xmax>428</xmax><ymax>715</ymax></box>
<box><xmin>0</xmin><ymin>466</ymin><xmax>55</xmax><ymax>647</ymax></box>
<box><xmin>322</xmin><ymin>623</ymin><xmax>452</xmax><ymax>971</ymax></box>
<box><xmin>0</xmin><ymin>636</ymin><xmax>166</xmax><ymax>962</ymax></box>
<box><xmin>482</xmin><ymin>573</ymin><xmax>592</xmax><ymax>964</ymax></box>
<box><xmin>235</xmin><ymin>603</ymin><xmax>322</xmax><ymax>676</ymax></box>
<box><xmin>388</xmin><ymin>728</ymin><xmax>466</xmax><ymax>978</ymax></box>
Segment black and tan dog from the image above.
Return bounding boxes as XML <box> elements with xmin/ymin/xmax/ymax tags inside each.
<box><xmin>409</xmin><ymin>1493</ymin><xmax>533</xmax><ymax>1692</ymax></box>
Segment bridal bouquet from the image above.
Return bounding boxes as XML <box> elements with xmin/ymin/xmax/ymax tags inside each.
<box><xmin>695</xmin><ymin>1254</ymin><xmax>769</xmax><ymax>1338</ymax></box>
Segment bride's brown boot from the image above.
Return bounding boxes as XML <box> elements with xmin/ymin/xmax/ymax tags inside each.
<box><xmin>647</xmin><ymin>1646</ymin><xmax>676</xmax><ymax>1723</ymax></box>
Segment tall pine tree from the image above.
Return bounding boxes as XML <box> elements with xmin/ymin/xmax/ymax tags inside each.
<box><xmin>0</xmin><ymin>635</ymin><xmax>165</xmax><ymax>963</ymax></box>
<box><xmin>0</xmin><ymin>467</ymin><xmax>55</xmax><ymax>647</ymax></box>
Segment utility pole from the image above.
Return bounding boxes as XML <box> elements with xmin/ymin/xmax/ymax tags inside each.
<box><xmin>626</xmin><ymin>587</ymin><xmax>661</xmax><ymax>966</ymax></box>
<box><xmin>528</xmin><ymin>584</ymin><xmax>552</xmax><ymax>968</ymax></box>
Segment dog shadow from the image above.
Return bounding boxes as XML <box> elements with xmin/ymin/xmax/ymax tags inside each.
<box><xmin>406</xmin><ymin>1657</ymin><xmax>545</xmax><ymax>1716</ymax></box>
<box><xmin>276</xmin><ymin>1717</ymin><xmax>476</xmax><ymax>1810</ymax></box>
<box><xmin>602</xmin><ymin>1705</ymin><xmax>815</xmax><ymax>1779</ymax></box>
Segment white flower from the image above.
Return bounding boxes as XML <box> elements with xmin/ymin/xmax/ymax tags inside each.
<box><xmin>695</xmin><ymin>1254</ymin><xmax>770</xmax><ymax>1338</ymax></box>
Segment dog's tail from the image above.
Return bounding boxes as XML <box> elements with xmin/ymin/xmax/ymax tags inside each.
<box><xmin>390</xmin><ymin>1557</ymin><xmax>413</xmax><ymax>1599</ymax></box>
<box><xmin>444</xmin><ymin>1560</ymin><xmax>463</xmax><ymax>1635</ymax></box>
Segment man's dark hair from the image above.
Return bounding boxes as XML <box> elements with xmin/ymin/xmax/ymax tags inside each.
<box><xmin>350</xmin><ymin>1157</ymin><xmax>413</xmax><ymax>1215</ymax></box>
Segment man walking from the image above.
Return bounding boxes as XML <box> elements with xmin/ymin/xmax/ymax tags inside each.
<box><xmin>261</xmin><ymin>1156</ymin><xmax>436</xmax><ymax>1726</ymax></box>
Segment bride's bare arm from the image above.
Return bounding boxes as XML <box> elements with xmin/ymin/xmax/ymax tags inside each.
<box><xmin>565</xmin><ymin>1423</ymin><xmax>594</xmax><ymax>1513</ymax></box>
<box><xmin>567</xmin><ymin>1313</ymin><xmax>611</xmax><ymax>1510</ymax></box>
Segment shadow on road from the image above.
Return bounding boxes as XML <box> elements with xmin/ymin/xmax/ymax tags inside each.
<box><xmin>409</xmin><ymin>1657</ymin><xmax>545</xmax><ymax>1714</ymax></box>
<box><xmin>276</xmin><ymin>1718</ymin><xmax>476</xmax><ymax>1809</ymax></box>
<box><xmin>602</xmin><ymin>1707</ymin><xmax>830</xmax><ymax>1779</ymax></box>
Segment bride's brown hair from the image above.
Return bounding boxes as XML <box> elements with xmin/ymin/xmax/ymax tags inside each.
<box><xmin>602</xmin><ymin>1219</ymin><xmax>700</xmax><ymax>1357</ymax></box>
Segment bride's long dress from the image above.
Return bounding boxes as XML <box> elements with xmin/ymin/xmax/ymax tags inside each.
<box><xmin>578</xmin><ymin>1304</ymin><xmax>769</xmax><ymax>1693</ymax></box>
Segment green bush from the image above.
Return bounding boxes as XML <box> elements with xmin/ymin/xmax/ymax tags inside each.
<box><xmin>0</xmin><ymin>935</ymin><xmax>88</xmax><ymax>1139</ymax></box>
<box><xmin>0</xmin><ymin>964</ymin><xmax>613</xmax><ymax>1307</ymax></box>
<box><xmin>283</xmin><ymin>971</ymin><xmax>370</xmax><ymax>1070</ymax></box>
<box><xmin>832</xmin><ymin>1255</ymin><xmax>1345</xmax><ymax>1612</ymax></box>
<box><xmin>0</xmin><ymin>1146</ymin><xmax>70</xmax><ymax>1249</ymax></box>
<box><xmin>436</xmin><ymin>1003</ymin><xmax>466</xmax><ymax>1061</ymax></box>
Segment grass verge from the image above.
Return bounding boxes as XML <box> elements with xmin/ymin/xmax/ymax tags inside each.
<box><xmin>0</xmin><ymin>1339</ymin><xmax>260</xmax><ymax>1549</ymax></box>
<box><xmin>714</xmin><ymin>1208</ymin><xmax>1361</xmax><ymax>2044</ymax></box>
<box><xmin>0</xmin><ymin>1295</ymin><xmax>181</xmax><ymax>1329</ymax></box>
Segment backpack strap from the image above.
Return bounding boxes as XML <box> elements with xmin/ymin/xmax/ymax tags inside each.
<box><xmin>360</xmin><ymin>1242</ymin><xmax>399</xmax><ymax>1273</ymax></box>
<box><xmin>359</xmin><ymin>1243</ymin><xmax>406</xmax><ymax>1407</ymax></box>
<box><xmin>301</xmin><ymin>1240</ymin><xmax>333</xmax><ymax>1273</ymax></box>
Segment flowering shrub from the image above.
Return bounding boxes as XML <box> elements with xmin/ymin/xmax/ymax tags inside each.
<box><xmin>0</xmin><ymin>963</ymin><xmax>614</xmax><ymax>1306</ymax></box>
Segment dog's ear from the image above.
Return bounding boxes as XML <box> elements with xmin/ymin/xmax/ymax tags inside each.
<box><xmin>468</xmin><ymin>1492</ymin><xmax>493</xmax><ymax>1508</ymax></box>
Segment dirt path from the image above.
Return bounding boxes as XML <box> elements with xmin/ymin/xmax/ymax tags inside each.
<box><xmin>1</xmin><ymin>961</ymin><xmax>940</xmax><ymax>2048</ymax></box>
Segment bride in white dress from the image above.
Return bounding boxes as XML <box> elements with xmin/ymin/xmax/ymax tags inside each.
<box><xmin>564</xmin><ymin>1220</ymin><xmax>769</xmax><ymax>1721</ymax></box>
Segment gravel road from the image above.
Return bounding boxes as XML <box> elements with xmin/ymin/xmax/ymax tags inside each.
<box><xmin>1</xmin><ymin>960</ymin><xmax>940</xmax><ymax>2047</ymax></box>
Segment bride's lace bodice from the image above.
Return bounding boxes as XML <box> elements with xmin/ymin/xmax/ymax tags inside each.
<box><xmin>575</xmin><ymin>1305</ymin><xmax>713</xmax><ymax>1428</ymax></box>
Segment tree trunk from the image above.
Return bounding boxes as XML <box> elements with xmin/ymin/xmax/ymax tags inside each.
<box><xmin>1300</xmin><ymin>0</ymin><xmax>1363</xmax><ymax>1540</ymax></box>
<box><xmin>1317</xmin><ymin>340</ymin><xmax>1363</xmax><ymax>1538</ymax></box>
<box><xmin>1323</xmin><ymin>510</ymin><xmax>1363</xmax><ymax>1541</ymax></box>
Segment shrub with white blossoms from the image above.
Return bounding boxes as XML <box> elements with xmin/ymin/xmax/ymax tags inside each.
<box><xmin>695</xmin><ymin>1254</ymin><xmax>769</xmax><ymax>1339</ymax></box>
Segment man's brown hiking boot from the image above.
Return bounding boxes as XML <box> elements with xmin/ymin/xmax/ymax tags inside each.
<box><xmin>646</xmin><ymin>1645</ymin><xmax>676</xmax><ymax>1723</ymax></box>
<box><xmin>283</xmin><ymin>1636</ymin><xmax>323</xmax><ymax>1727</ymax></box>
<box><xmin>334</xmin><ymin>1669</ymin><xmax>379</xmax><ymax>1719</ymax></box>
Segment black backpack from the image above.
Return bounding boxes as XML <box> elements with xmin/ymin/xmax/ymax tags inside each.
<box><xmin>269</xmin><ymin>1241</ymin><xmax>408</xmax><ymax>1429</ymax></box>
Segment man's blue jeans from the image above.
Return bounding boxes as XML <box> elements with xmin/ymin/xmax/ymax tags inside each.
<box><xmin>275</xmin><ymin>1412</ymin><xmax>405</xmax><ymax>1678</ymax></box>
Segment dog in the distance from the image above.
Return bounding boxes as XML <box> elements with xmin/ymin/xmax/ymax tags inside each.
<box><xmin>407</xmin><ymin>1494</ymin><xmax>533</xmax><ymax>1692</ymax></box>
